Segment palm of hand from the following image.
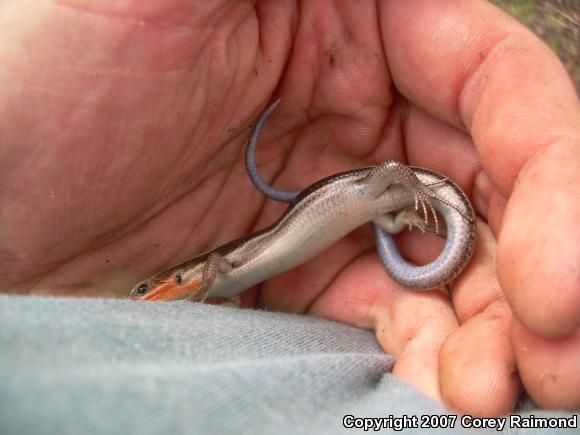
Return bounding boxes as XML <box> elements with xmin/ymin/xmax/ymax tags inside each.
<box><xmin>1</xmin><ymin>0</ymin><xmax>578</xmax><ymax>415</ymax></box>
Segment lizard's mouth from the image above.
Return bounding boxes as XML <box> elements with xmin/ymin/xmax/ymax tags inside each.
<box><xmin>139</xmin><ymin>278</ymin><xmax>202</xmax><ymax>301</ymax></box>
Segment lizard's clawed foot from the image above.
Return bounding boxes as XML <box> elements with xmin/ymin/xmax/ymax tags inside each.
<box><xmin>400</xmin><ymin>210</ymin><xmax>427</xmax><ymax>233</ymax></box>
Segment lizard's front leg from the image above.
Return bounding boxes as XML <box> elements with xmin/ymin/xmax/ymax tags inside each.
<box><xmin>188</xmin><ymin>252</ymin><xmax>233</xmax><ymax>302</ymax></box>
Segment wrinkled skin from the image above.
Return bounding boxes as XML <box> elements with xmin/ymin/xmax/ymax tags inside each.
<box><xmin>1</xmin><ymin>0</ymin><xmax>579</xmax><ymax>416</ymax></box>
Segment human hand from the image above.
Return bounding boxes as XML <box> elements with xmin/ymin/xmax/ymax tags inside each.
<box><xmin>1</xmin><ymin>0</ymin><xmax>578</xmax><ymax>416</ymax></box>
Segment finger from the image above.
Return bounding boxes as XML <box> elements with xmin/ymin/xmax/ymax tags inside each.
<box><xmin>380</xmin><ymin>0</ymin><xmax>580</xmax><ymax>336</ymax></box>
<box><xmin>511</xmin><ymin>320</ymin><xmax>580</xmax><ymax>410</ymax></box>
<box><xmin>498</xmin><ymin>144</ymin><xmax>580</xmax><ymax>336</ymax></box>
<box><xmin>380</xmin><ymin>0</ymin><xmax>578</xmax><ymax>164</ymax></box>
<box><xmin>450</xmin><ymin>221</ymin><xmax>503</xmax><ymax>323</ymax></box>
<box><xmin>440</xmin><ymin>222</ymin><xmax>521</xmax><ymax>416</ymax></box>
<box><xmin>386</xmin><ymin>297</ymin><xmax>457</xmax><ymax>403</ymax></box>
<box><xmin>309</xmin><ymin>252</ymin><xmax>458</xmax><ymax>402</ymax></box>
<box><xmin>440</xmin><ymin>300</ymin><xmax>521</xmax><ymax>417</ymax></box>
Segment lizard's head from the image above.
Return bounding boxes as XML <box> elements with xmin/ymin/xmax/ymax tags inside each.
<box><xmin>128</xmin><ymin>268</ymin><xmax>204</xmax><ymax>301</ymax></box>
<box><xmin>128</xmin><ymin>272</ymin><xmax>187</xmax><ymax>301</ymax></box>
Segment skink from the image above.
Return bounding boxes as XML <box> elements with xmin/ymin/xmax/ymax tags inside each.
<box><xmin>129</xmin><ymin>100</ymin><xmax>476</xmax><ymax>302</ymax></box>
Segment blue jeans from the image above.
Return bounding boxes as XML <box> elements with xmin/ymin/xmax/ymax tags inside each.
<box><xmin>0</xmin><ymin>295</ymin><xmax>577</xmax><ymax>434</ymax></box>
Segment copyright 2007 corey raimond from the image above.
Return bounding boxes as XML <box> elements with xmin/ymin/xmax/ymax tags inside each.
<box><xmin>342</xmin><ymin>414</ymin><xmax>578</xmax><ymax>431</ymax></box>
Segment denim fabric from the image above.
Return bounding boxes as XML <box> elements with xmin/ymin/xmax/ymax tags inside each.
<box><xmin>0</xmin><ymin>295</ymin><xmax>577</xmax><ymax>434</ymax></box>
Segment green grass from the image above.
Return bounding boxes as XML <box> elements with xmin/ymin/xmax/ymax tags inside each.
<box><xmin>491</xmin><ymin>0</ymin><xmax>537</xmax><ymax>24</ymax></box>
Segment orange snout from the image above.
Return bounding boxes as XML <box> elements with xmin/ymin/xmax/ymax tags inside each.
<box><xmin>139</xmin><ymin>278</ymin><xmax>202</xmax><ymax>301</ymax></box>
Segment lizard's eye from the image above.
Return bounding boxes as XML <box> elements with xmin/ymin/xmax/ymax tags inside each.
<box><xmin>174</xmin><ymin>274</ymin><xmax>182</xmax><ymax>284</ymax></box>
<box><xmin>135</xmin><ymin>283</ymin><xmax>149</xmax><ymax>295</ymax></box>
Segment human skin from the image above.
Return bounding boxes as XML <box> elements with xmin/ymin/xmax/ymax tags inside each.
<box><xmin>0</xmin><ymin>0</ymin><xmax>578</xmax><ymax>416</ymax></box>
